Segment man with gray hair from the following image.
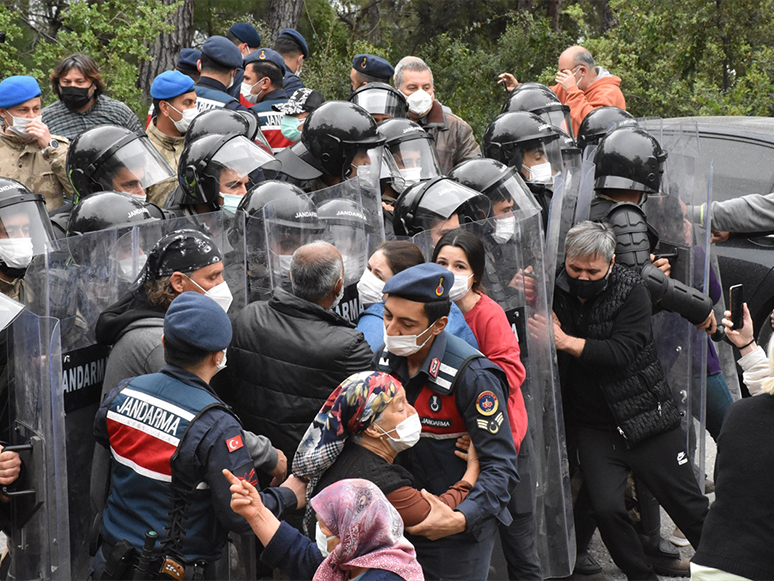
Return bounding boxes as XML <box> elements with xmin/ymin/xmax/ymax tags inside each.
<box><xmin>394</xmin><ymin>56</ymin><xmax>480</xmax><ymax>173</ymax></box>
<box><xmin>537</xmin><ymin>221</ymin><xmax>708</xmax><ymax>580</ymax></box>
<box><xmin>214</xmin><ymin>240</ymin><xmax>373</xmax><ymax>487</ymax></box>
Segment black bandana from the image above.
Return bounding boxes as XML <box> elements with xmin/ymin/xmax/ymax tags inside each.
<box><xmin>137</xmin><ymin>228</ymin><xmax>222</xmax><ymax>286</ymax></box>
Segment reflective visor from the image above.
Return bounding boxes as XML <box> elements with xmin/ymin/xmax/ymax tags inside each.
<box><xmin>209</xmin><ymin>135</ymin><xmax>281</xmax><ymax>179</ymax></box>
<box><xmin>96</xmin><ymin>137</ymin><xmax>174</xmax><ymax>195</ymax></box>
<box><xmin>351</xmin><ymin>89</ymin><xmax>409</xmax><ymax>118</ymax></box>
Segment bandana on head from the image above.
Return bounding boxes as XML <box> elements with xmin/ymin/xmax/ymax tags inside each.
<box><xmin>293</xmin><ymin>371</ymin><xmax>401</xmax><ymax>533</ymax></box>
<box><xmin>136</xmin><ymin>228</ymin><xmax>222</xmax><ymax>286</ymax></box>
<box><xmin>311</xmin><ymin>478</ymin><xmax>424</xmax><ymax>581</ymax></box>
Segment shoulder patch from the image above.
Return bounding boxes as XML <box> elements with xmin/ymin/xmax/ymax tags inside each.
<box><xmin>476</xmin><ymin>391</ymin><xmax>499</xmax><ymax>417</ymax></box>
<box><xmin>429</xmin><ymin>357</ymin><xmax>440</xmax><ymax>378</ymax></box>
<box><xmin>226</xmin><ymin>434</ymin><xmax>244</xmax><ymax>453</ymax></box>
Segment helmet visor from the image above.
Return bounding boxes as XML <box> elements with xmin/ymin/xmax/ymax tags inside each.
<box><xmin>209</xmin><ymin>135</ymin><xmax>281</xmax><ymax>180</ymax></box>
<box><xmin>0</xmin><ymin>199</ymin><xmax>55</xmax><ymax>256</ymax></box>
<box><xmin>96</xmin><ymin>137</ymin><xmax>175</xmax><ymax>197</ymax></box>
<box><xmin>386</xmin><ymin>138</ymin><xmax>441</xmax><ymax>192</ymax></box>
<box><xmin>351</xmin><ymin>89</ymin><xmax>408</xmax><ymax>119</ymax></box>
<box><xmin>348</xmin><ymin>146</ymin><xmax>384</xmax><ymax>191</ymax></box>
<box><xmin>519</xmin><ymin>138</ymin><xmax>564</xmax><ymax>185</ymax></box>
<box><xmin>326</xmin><ymin>223</ymin><xmax>368</xmax><ymax>285</ymax></box>
<box><xmin>415</xmin><ymin>180</ymin><xmax>492</xmax><ymax>229</ymax></box>
<box><xmin>490</xmin><ymin>173</ymin><xmax>541</xmax><ymax>213</ymax></box>
<box><xmin>538</xmin><ymin>107</ymin><xmax>573</xmax><ymax>136</ymax></box>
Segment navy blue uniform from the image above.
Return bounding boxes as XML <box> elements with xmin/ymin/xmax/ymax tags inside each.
<box><xmin>373</xmin><ymin>331</ymin><xmax>519</xmax><ymax>581</ymax></box>
<box><xmin>194</xmin><ymin>77</ymin><xmax>258</xmax><ymax>118</ymax></box>
<box><xmin>283</xmin><ymin>71</ymin><xmax>304</xmax><ymax>95</ymax></box>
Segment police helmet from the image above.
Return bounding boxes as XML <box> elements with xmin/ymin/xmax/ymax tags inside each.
<box><xmin>377</xmin><ymin>118</ymin><xmax>440</xmax><ymax>194</ymax></box>
<box><xmin>0</xmin><ymin>178</ymin><xmax>56</xmax><ymax>278</ymax></box>
<box><xmin>349</xmin><ymin>82</ymin><xmax>409</xmax><ymax>121</ymax></box>
<box><xmin>228</xmin><ymin>180</ymin><xmax>304</xmax><ymax>247</ymax></box>
<box><xmin>593</xmin><ymin>126</ymin><xmax>667</xmax><ymax>195</ymax></box>
<box><xmin>501</xmin><ymin>82</ymin><xmax>573</xmax><ymax>135</ymax></box>
<box><xmin>184</xmin><ymin>108</ymin><xmax>272</xmax><ymax>154</ymax></box>
<box><xmin>576</xmin><ymin>106</ymin><xmax>637</xmax><ymax>152</ymax></box>
<box><xmin>448</xmin><ymin>158</ymin><xmax>536</xmax><ymax>212</ymax></box>
<box><xmin>393</xmin><ymin>177</ymin><xmax>492</xmax><ymax>237</ymax></box>
<box><xmin>66</xmin><ymin>191</ymin><xmax>160</xmax><ymax>236</ymax></box>
<box><xmin>67</xmin><ymin>125</ymin><xmax>174</xmax><ymax>203</ymax></box>
<box><xmin>178</xmin><ymin>133</ymin><xmax>281</xmax><ymax>210</ymax></box>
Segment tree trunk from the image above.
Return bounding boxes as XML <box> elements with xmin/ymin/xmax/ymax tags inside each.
<box><xmin>265</xmin><ymin>0</ymin><xmax>305</xmax><ymax>46</ymax></box>
<box><xmin>548</xmin><ymin>0</ymin><xmax>561</xmax><ymax>32</ymax></box>
<box><xmin>137</xmin><ymin>0</ymin><xmax>194</xmax><ymax>102</ymax></box>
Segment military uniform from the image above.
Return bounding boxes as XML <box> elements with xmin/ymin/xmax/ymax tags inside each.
<box><xmin>373</xmin><ymin>331</ymin><xmax>519</xmax><ymax>580</ymax></box>
<box><xmin>0</xmin><ymin>132</ymin><xmax>72</xmax><ymax>210</ymax></box>
<box><xmin>146</xmin><ymin>121</ymin><xmax>183</xmax><ymax>207</ymax></box>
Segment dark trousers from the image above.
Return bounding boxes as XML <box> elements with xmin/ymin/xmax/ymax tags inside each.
<box><xmin>409</xmin><ymin>519</ymin><xmax>497</xmax><ymax>581</ymax></box>
<box><xmin>497</xmin><ymin>431</ymin><xmax>542</xmax><ymax>581</ymax></box>
<box><xmin>575</xmin><ymin>426</ymin><xmax>708</xmax><ymax>580</ymax></box>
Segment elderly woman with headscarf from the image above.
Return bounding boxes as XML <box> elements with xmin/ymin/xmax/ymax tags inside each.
<box><xmin>292</xmin><ymin>371</ymin><xmax>480</xmax><ymax>530</ymax></box>
<box><xmin>224</xmin><ymin>474</ymin><xmax>424</xmax><ymax>581</ymax></box>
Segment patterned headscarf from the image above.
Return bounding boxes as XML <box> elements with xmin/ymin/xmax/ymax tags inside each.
<box><xmin>293</xmin><ymin>371</ymin><xmax>401</xmax><ymax>532</ymax></box>
<box><xmin>311</xmin><ymin>478</ymin><xmax>424</xmax><ymax>581</ymax></box>
<box><xmin>135</xmin><ymin>228</ymin><xmax>222</xmax><ymax>286</ymax></box>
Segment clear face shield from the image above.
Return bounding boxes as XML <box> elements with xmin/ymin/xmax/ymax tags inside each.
<box><xmin>519</xmin><ymin>137</ymin><xmax>564</xmax><ymax>185</ymax></box>
<box><xmin>536</xmin><ymin>105</ymin><xmax>573</xmax><ymax>136</ymax></box>
<box><xmin>384</xmin><ymin>136</ymin><xmax>441</xmax><ymax>194</ymax></box>
<box><xmin>350</xmin><ymin>89</ymin><xmax>408</xmax><ymax>122</ymax></box>
<box><xmin>0</xmin><ymin>200</ymin><xmax>55</xmax><ymax>272</ymax></box>
<box><xmin>561</xmin><ymin>144</ymin><xmax>582</xmax><ymax>171</ymax></box>
<box><xmin>414</xmin><ymin>180</ymin><xmax>492</xmax><ymax>244</ymax></box>
<box><xmin>489</xmin><ymin>171</ymin><xmax>541</xmax><ymax>214</ymax></box>
<box><xmin>96</xmin><ymin>137</ymin><xmax>175</xmax><ymax>199</ymax></box>
<box><xmin>325</xmin><ymin>223</ymin><xmax>368</xmax><ymax>285</ymax></box>
<box><xmin>347</xmin><ymin>145</ymin><xmax>384</xmax><ymax>191</ymax></box>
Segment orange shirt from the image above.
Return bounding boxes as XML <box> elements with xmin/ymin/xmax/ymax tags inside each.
<box><xmin>552</xmin><ymin>74</ymin><xmax>626</xmax><ymax>136</ymax></box>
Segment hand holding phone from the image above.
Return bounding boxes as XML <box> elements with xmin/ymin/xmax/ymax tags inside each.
<box><xmin>729</xmin><ymin>284</ymin><xmax>744</xmax><ymax>330</ymax></box>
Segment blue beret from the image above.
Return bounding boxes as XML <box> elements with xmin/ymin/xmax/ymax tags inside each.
<box><xmin>0</xmin><ymin>76</ymin><xmax>41</xmax><ymax>109</ymax></box>
<box><xmin>202</xmin><ymin>36</ymin><xmax>243</xmax><ymax>70</ymax></box>
<box><xmin>229</xmin><ymin>23</ymin><xmax>261</xmax><ymax>49</ymax></box>
<box><xmin>383</xmin><ymin>263</ymin><xmax>451</xmax><ymax>302</ymax></box>
<box><xmin>164</xmin><ymin>292</ymin><xmax>232</xmax><ymax>353</ymax></box>
<box><xmin>244</xmin><ymin>48</ymin><xmax>286</xmax><ymax>73</ymax></box>
<box><xmin>352</xmin><ymin>54</ymin><xmax>394</xmax><ymax>80</ymax></box>
<box><xmin>150</xmin><ymin>70</ymin><xmax>195</xmax><ymax>100</ymax></box>
<box><xmin>277</xmin><ymin>28</ymin><xmax>309</xmax><ymax>59</ymax></box>
<box><xmin>177</xmin><ymin>48</ymin><xmax>201</xmax><ymax>71</ymax></box>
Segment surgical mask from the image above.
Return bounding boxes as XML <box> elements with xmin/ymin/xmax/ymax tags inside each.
<box><xmin>8</xmin><ymin>115</ymin><xmax>41</xmax><ymax>138</ymax></box>
<box><xmin>448</xmin><ymin>273</ymin><xmax>473</xmax><ymax>302</ymax></box>
<box><xmin>376</xmin><ymin>412</ymin><xmax>422</xmax><ymax>452</ymax></box>
<box><xmin>0</xmin><ymin>238</ymin><xmax>34</xmax><ymax>269</ymax></box>
<box><xmin>216</xmin><ymin>349</ymin><xmax>228</xmax><ymax>372</ymax></box>
<box><xmin>59</xmin><ymin>85</ymin><xmax>93</xmax><ymax>110</ymax></box>
<box><xmin>315</xmin><ymin>522</ymin><xmax>336</xmax><ymax>558</ymax></box>
<box><xmin>357</xmin><ymin>269</ymin><xmax>385</xmax><ymax>306</ymax></box>
<box><xmin>351</xmin><ymin>164</ymin><xmax>374</xmax><ymax>186</ymax></box>
<box><xmin>280</xmin><ymin>115</ymin><xmax>303</xmax><ymax>142</ymax></box>
<box><xmin>220</xmin><ymin>192</ymin><xmax>242</xmax><ymax>217</ymax></box>
<box><xmin>566</xmin><ymin>265</ymin><xmax>611</xmax><ymax>300</ymax></box>
<box><xmin>526</xmin><ymin>162</ymin><xmax>553</xmax><ymax>184</ymax></box>
<box><xmin>398</xmin><ymin>166</ymin><xmax>423</xmax><ymax>186</ymax></box>
<box><xmin>185</xmin><ymin>276</ymin><xmax>234</xmax><ymax>313</ymax></box>
<box><xmin>167</xmin><ymin>104</ymin><xmax>198</xmax><ymax>133</ymax></box>
<box><xmin>240</xmin><ymin>79</ymin><xmax>265</xmax><ymax>104</ymax></box>
<box><xmin>404</xmin><ymin>89</ymin><xmax>433</xmax><ymax>116</ymax></box>
<box><xmin>330</xmin><ymin>278</ymin><xmax>345</xmax><ymax>310</ymax></box>
<box><xmin>277</xmin><ymin>254</ymin><xmax>293</xmax><ymax>273</ymax></box>
<box><xmin>117</xmin><ymin>254</ymin><xmax>147</xmax><ymax>280</ymax></box>
<box><xmin>383</xmin><ymin>319</ymin><xmax>438</xmax><ymax>357</ymax></box>
<box><xmin>493</xmin><ymin>215</ymin><xmax>516</xmax><ymax>244</ymax></box>
<box><xmin>226</xmin><ymin>73</ymin><xmax>235</xmax><ymax>90</ymax></box>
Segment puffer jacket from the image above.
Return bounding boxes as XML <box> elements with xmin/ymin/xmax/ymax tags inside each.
<box><xmin>213</xmin><ymin>287</ymin><xmax>373</xmax><ymax>460</ymax></box>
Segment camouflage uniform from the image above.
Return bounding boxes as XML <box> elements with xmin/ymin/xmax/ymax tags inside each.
<box><xmin>146</xmin><ymin>121</ymin><xmax>183</xmax><ymax>207</ymax></box>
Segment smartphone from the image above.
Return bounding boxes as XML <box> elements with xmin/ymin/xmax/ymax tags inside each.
<box><xmin>729</xmin><ymin>284</ymin><xmax>744</xmax><ymax>330</ymax></box>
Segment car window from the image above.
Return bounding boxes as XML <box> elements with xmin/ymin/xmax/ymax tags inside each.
<box><xmin>698</xmin><ymin>134</ymin><xmax>774</xmax><ymax>202</ymax></box>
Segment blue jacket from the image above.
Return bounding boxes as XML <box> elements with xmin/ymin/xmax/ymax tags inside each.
<box><xmin>356</xmin><ymin>301</ymin><xmax>478</xmax><ymax>352</ymax></box>
<box><xmin>283</xmin><ymin>71</ymin><xmax>304</xmax><ymax>95</ymax></box>
<box><xmin>194</xmin><ymin>77</ymin><xmax>257</xmax><ymax>117</ymax></box>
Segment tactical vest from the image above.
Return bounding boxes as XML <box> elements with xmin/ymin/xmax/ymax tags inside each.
<box><xmin>101</xmin><ymin>372</ymin><xmax>230</xmax><ymax>559</ymax></box>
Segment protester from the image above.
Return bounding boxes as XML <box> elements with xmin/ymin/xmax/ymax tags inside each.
<box><xmin>0</xmin><ymin>75</ymin><xmax>72</xmax><ymax>210</ymax></box>
<box><xmin>720</xmin><ymin>303</ymin><xmax>768</xmax><ymax>395</ymax></box>
<box><xmin>42</xmin><ymin>54</ymin><xmax>144</xmax><ymax>141</ymax></box>
<box><xmin>273</xmin><ymin>87</ymin><xmax>326</xmax><ymax>146</ymax></box>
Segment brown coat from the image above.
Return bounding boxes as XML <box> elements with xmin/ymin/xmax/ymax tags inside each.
<box><xmin>419</xmin><ymin>100</ymin><xmax>481</xmax><ymax>174</ymax></box>
<box><xmin>146</xmin><ymin>121</ymin><xmax>183</xmax><ymax>207</ymax></box>
<box><xmin>0</xmin><ymin>132</ymin><xmax>72</xmax><ymax>211</ymax></box>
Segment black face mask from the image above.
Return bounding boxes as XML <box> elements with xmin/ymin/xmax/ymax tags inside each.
<box><xmin>566</xmin><ymin>264</ymin><xmax>611</xmax><ymax>299</ymax></box>
<box><xmin>59</xmin><ymin>85</ymin><xmax>94</xmax><ymax>110</ymax></box>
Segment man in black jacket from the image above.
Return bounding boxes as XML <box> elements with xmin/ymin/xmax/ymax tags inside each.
<box><xmin>214</xmin><ymin>241</ymin><xmax>373</xmax><ymax>473</ymax></box>
<box><xmin>539</xmin><ymin>221</ymin><xmax>708</xmax><ymax>581</ymax></box>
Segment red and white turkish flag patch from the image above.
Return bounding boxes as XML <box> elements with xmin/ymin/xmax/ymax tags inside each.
<box><xmin>226</xmin><ymin>435</ymin><xmax>244</xmax><ymax>453</ymax></box>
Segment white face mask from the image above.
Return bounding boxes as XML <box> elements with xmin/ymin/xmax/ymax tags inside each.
<box><xmin>315</xmin><ymin>522</ymin><xmax>336</xmax><ymax>558</ymax></box>
<box><xmin>376</xmin><ymin>412</ymin><xmax>422</xmax><ymax>452</ymax></box>
<box><xmin>296</xmin><ymin>60</ymin><xmax>303</xmax><ymax>76</ymax></box>
<box><xmin>383</xmin><ymin>319</ymin><xmax>437</xmax><ymax>357</ymax></box>
<box><xmin>277</xmin><ymin>254</ymin><xmax>293</xmax><ymax>274</ymax></box>
<box><xmin>220</xmin><ymin>192</ymin><xmax>242</xmax><ymax>216</ymax></box>
<box><xmin>398</xmin><ymin>166</ymin><xmax>423</xmax><ymax>186</ymax></box>
<box><xmin>226</xmin><ymin>72</ymin><xmax>236</xmax><ymax>90</ymax></box>
<box><xmin>216</xmin><ymin>348</ymin><xmax>227</xmax><ymax>372</ymax></box>
<box><xmin>404</xmin><ymin>89</ymin><xmax>433</xmax><ymax>116</ymax></box>
<box><xmin>493</xmin><ymin>214</ymin><xmax>516</xmax><ymax>244</ymax></box>
<box><xmin>167</xmin><ymin>104</ymin><xmax>198</xmax><ymax>134</ymax></box>
<box><xmin>117</xmin><ymin>254</ymin><xmax>148</xmax><ymax>280</ymax></box>
<box><xmin>8</xmin><ymin>115</ymin><xmax>41</xmax><ymax>138</ymax></box>
<box><xmin>185</xmin><ymin>276</ymin><xmax>234</xmax><ymax>313</ymax></box>
<box><xmin>0</xmin><ymin>238</ymin><xmax>34</xmax><ymax>269</ymax></box>
<box><xmin>240</xmin><ymin>79</ymin><xmax>265</xmax><ymax>104</ymax></box>
<box><xmin>357</xmin><ymin>269</ymin><xmax>385</xmax><ymax>306</ymax></box>
<box><xmin>330</xmin><ymin>278</ymin><xmax>345</xmax><ymax>310</ymax></box>
<box><xmin>448</xmin><ymin>273</ymin><xmax>473</xmax><ymax>302</ymax></box>
<box><xmin>351</xmin><ymin>164</ymin><xmax>375</xmax><ymax>187</ymax></box>
<box><xmin>526</xmin><ymin>161</ymin><xmax>553</xmax><ymax>184</ymax></box>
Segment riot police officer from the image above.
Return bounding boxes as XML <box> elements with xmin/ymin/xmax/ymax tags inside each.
<box><xmin>184</xmin><ymin>107</ymin><xmax>272</xmax><ymax>154</ymax></box>
<box><xmin>576</xmin><ymin>106</ymin><xmax>637</xmax><ymax>154</ymax></box>
<box><xmin>349</xmin><ymin>82</ymin><xmax>409</xmax><ymax>124</ymax></box>
<box><xmin>501</xmin><ymin>81</ymin><xmax>574</xmax><ymax>136</ymax></box>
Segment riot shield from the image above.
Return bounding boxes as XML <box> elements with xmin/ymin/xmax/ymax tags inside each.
<box><xmin>3</xmin><ymin>304</ymin><xmax>70</xmax><ymax>579</ymax></box>
<box><xmin>412</xmin><ymin>208</ymin><xmax>575</xmax><ymax>578</ymax></box>
<box><xmin>572</xmin><ymin>159</ymin><xmax>597</xmax><ymax>225</ymax></box>
<box><xmin>545</xmin><ymin>165</ymin><xmax>582</xmax><ymax>306</ymax></box>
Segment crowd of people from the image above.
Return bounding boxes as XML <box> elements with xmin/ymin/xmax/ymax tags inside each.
<box><xmin>0</xmin><ymin>20</ymin><xmax>769</xmax><ymax>581</ymax></box>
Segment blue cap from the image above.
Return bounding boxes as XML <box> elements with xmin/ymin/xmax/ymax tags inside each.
<box><xmin>201</xmin><ymin>36</ymin><xmax>243</xmax><ymax>70</ymax></box>
<box><xmin>244</xmin><ymin>48</ymin><xmax>286</xmax><ymax>73</ymax></box>
<box><xmin>0</xmin><ymin>76</ymin><xmax>42</xmax><ymax>109</ymax></box>
<box><xmin>177</xmin><ymin>48</ymin><xmax>201</xmax><ymax>72</ymax></box>
<box><xmin>150</xmin><ymin>70</ymin><xmax>195</xmax><ymax>100</ymax></box>
<box><xmin>229</xmin><ymin>23</ymin><xmax>261</xmax><ymax>49</ymax></box>
<box><xmin>164</xmin><ymin>292</ymin><xmax>232</xmax><ymax>353</ymax></box>
<box><xmin>352</xmin><ymin>54</ymin><xmax>394</xmax><ymax>80</ymax></box>
<box><xmin>277</xmin><ymin>28</ymin><xmax>309</xmax><ymax>59</ymax></box>
<box><xmin>383</xmin><ymin>263</ymin><xmax>451</xmax><ymax>302</ymax></box>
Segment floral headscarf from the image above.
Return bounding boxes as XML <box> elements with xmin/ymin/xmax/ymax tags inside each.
<box><xmin>293</xmin><ymin>371</ymin><xmax>401</xmax><ymax>532</ymax></box>
<box><xmin>311</xmin><ymin>478</ymin><xmax>424</xmax><ymax>581</ymax></box>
